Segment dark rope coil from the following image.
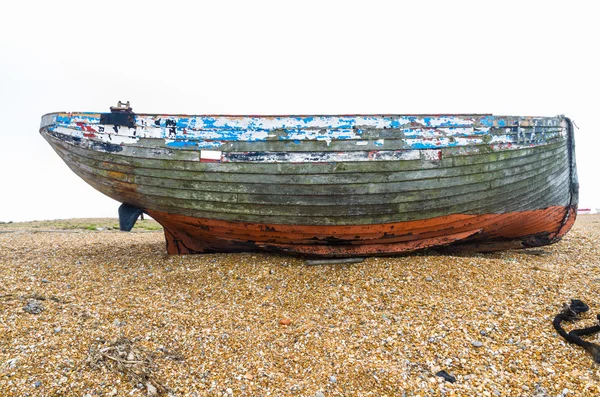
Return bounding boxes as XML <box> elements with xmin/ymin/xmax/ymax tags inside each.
<box><xmin>553</xmin><ymin>299</ymin><xmax>600</xmax><ymax>363</ymax></box>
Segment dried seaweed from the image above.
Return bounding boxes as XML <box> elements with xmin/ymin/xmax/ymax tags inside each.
<box><xmin>86</xmin><ymin>338</ymin><xmax>166</xmax><ymax>396</ymax></box>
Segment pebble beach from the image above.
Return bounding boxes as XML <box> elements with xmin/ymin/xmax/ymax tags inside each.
<box><xmin>1</xmin><ymin>216</ymin><xmax>599</xmax><ymax>396</ymax></box>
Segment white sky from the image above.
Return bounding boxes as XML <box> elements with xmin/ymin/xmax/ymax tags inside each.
<box><xmin>1</xmin><ymin>0</ymin><xmax>598</xmax><ymax>222</ymax></box>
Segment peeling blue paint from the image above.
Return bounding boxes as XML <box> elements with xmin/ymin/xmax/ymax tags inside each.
<box><xmin>196</xmin><ymin>141</ymin><xmax>224</xmax><ymax>148</ymax></box>
<box><xmin>165</xmin><ymin>141</ymin><xmax>197</xmax><ymax>148</ymax></box>
<box><xmin>480</xmin><ymin>116</ymin><xmax>496</xmax><ymax>127</ymax></box>
<box><xmin>49</xmin><ymin>113</ymin><xmax>564</xmax><ymax>154</ymax></box>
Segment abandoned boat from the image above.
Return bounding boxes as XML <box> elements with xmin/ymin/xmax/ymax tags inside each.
<box><xmin>40</xmin><ymin>103</ymin><xmax>578</xmax><ymax>256</ymax></box>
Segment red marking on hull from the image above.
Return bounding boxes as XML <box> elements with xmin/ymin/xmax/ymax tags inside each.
<box><xmin>76</xmin><ymin>122</ymin><xmax>97</xmax><ymax>133</ymax></box>
<box><xmin>146</xmin><ymin>205</ymin><xmax>576</xmax><ymax>257</ymax></box>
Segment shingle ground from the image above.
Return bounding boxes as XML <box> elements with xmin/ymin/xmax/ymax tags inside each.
<box><xmin>1</xmin><ymin>216</ymin><xmax>599</xmax><ymax>396</ymax></box>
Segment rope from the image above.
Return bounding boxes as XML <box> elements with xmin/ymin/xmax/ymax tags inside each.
<box><xmin>553</xmin><ymin>299</ymin><xmax>600</xmax><ymax>363</ymax></box>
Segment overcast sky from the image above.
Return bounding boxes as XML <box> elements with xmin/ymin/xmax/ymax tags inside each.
<box><xmin>1</xmin><ymin>0</ymin><xmax>598</xmax><ymax>222</ymax></box>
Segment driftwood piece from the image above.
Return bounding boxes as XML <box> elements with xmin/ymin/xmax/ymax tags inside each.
<box><xmin>305</xmin><ymin>258</ymin><xmax>365</xmax><ymax>266</ymax></box>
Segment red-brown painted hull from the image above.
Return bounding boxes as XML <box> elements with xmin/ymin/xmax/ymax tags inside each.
<box><xmin>148</xmin><ymin>205</ymin><xmax>576</xmax><ymax>257</ymax></box>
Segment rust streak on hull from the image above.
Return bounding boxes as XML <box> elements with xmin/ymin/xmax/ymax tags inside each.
<box><xmin>148</xmin><ymin>205</ymin><xmax>576</xmax><ymax>257</ymax></box>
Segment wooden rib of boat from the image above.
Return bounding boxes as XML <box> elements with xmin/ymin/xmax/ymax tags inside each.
<box><xmin>40</xmin><ymin>103</ymin><xmax>579</xmax><ymax>257</ymax></box>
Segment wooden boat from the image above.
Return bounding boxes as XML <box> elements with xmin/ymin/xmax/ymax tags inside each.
<box><xmin>577</xmin><ymin>208</ymin><xmax>591</xmax><ymax>215</ymax></box>
<box><xmin>40</xmin><ymin>103</ymin><xmax>578</xmax><ymax>256</ymax></box>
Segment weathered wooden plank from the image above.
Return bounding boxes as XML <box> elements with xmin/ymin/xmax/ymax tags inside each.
<box><xmin>132</xmin><ymin>166</ymin><xmax>569</xmax><ymax>212</ymax></box>
<box><xmin>71</xmin><ymin>154</ymin><xmax>568</xmax><ymax>197</ymax></box>
<box><xmin>150</xmin><ymin>204</ymin><xmax>568</xmax><ymax>247</ymax></box>
<box><xmin>69</xmin><ymin>159</ymin><xmax>569</xmax><ymax>224</ymax></box>
<box><xmin>49</xmin><ymin>112</ymin><xmax>564</xmax><ymax>132</ymax></box>
<box><xmin>47</xmin><ymin>125</ymin><xmax>566</xmax><ymax>159</ymax></box>
<box><xmin>43</xmin><ymin>127</ymin><xmax>564</xmax><ymax>169</ymax></box>
<box><xmin>46</xmin><ymin>130</ymin><xmax>566</xmax><ymax>174</ymax></box>
<box><xmin>61</xmin><ymin>150</ymin><xmax>566</xmax><ymax>198</ymax></box>
<box><xmin>215</xmin><ymin>131</ymin><xmax>564</xmax><ymax>152</ymax></box>
<box><xmin>52</xmin><ymin>136</ymin><xmax>568</xmax><ymax>213</ymax></box>
<box><xmin>102</xmin><ymin>175</ymin><xmax>569</xmax><ymax>226</ymax></box>
<box><xmin>56</xmin><ymin>138</ymin><xmax>567</xmax><ymax>188</ymax></box>
<box><xmin>48</xmin><ymin>112</ymin><xmax>565</xmax><ymax>148</ymax></box>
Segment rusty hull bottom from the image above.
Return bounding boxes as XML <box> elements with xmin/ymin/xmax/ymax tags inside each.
<box><xmin>146</xmin><ymin>206</ymin><xmax>576</xmax><ymax>257</ymax></box>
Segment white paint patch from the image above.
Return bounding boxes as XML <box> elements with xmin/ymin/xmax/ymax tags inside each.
<box><xmin>200</xmin><ymin>150</ymin><xmax>222</xmax><ymax>161</ymax></box>
<box><xmin>318</xmin><ymin>137</ymin><xmax>332</xmax><ymax>146</ymax></box>
<box><xmin>421</xmin><ymin>150</ymin><xmax>442</xmax><ymax>161</ymax></box>
<box><xmin>400</xmin><ymin>150</ymin><xmax>422</xmax><ymax>161</ymax></box>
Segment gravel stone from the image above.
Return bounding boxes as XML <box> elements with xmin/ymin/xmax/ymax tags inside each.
<box><xmin>23</xmin><ymin>300</ymin><xmax>44</xmax><ymax>314</ymax></box>
<box><xmin>329</xmin><ymin>375</ymin><xmax>337</xmax><ymax>383</ymax></box>
<box><xmin>435</xmin><ymin>370</ymin><xmax>456</xmax><ymax>383</ymax></box>
<box><xmin>6</xmin><ymin>358</ymin><xmax>18</xmax><ymax>369</ymax></box>
<box><xmin>472</xmin><ymin>340</ymin><xmax>484</xmax><ymax>348</ymax></box>
<box><xmin>1</xmin><ymin>216</ymin><xmax>600</xmax><ymax>396</ymax></box>
<box><xmin>146</xmin><ymin>382</ymin><xmax>157</xmax><ymax>395</ymax></box>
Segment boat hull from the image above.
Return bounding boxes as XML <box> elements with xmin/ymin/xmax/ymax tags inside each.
<box><xmin>150</xmin><ymin>206</ymin><xmax>576</xmax><ymax>256</ymax></box>
<box><xmin>40</xmin><ymin>112</ymin><xmax>578</xmax><ymax>256</ymax></box>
